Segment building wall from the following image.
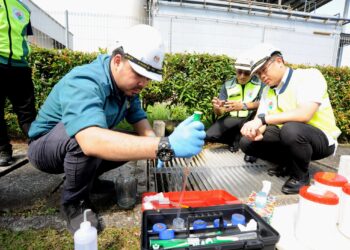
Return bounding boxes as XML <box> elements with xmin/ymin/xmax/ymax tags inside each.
<box><xmin>152</xmin><ymin>3</ymin><xmax>342</xmax><ymax>66</ymax></box>
<box><xmin>23</xmin><ymin>0</ymin><xmax>73</xmax><ymax>49</ymax></box>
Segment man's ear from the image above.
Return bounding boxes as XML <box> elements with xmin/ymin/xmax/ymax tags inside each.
<box><xmin>112</xmin><ymin>54</ymin><xmax>122</xmax><ymax>66</ymax></box>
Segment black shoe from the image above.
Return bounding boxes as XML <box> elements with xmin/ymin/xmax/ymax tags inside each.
<box><xmin>228</xmin><ymin>141</ymin><xmax>239</xmax><ymax>153</ymax></box>
<box><xmin>281</xmin><ymin>176</ymin><xmax>310</xmax><ymax>195</ymax></box>
<box><xmin>229</xmin><ymin>145</ymin><xmax>239</xmax><ymax>153</ymax></box>
<box><xmin>0</xmin><ymin>147</ymin><xmax>13</xmax><ymax>166</ymax></box>
<box><xmin>61</xmin><ymin>199</ymin><xmax>100</xmax><ymax>234</ymax></box>
<box><xmin>267</xmin><ymin>166</ymin><xmax>288</xmax><ymax>177</ymax></box>
<box><xmin>91</xmin><ymin>178</ymin><xmax>115</xmax><ymax>194</ymax></box>
<box><xmin>244</xmin><ymin>155</ymin><xmax>257</xmax><ymax>163</ymax></box>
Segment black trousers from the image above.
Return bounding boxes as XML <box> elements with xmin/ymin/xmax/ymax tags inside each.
<box><xmin>239</xmin><ymin>122</ymin><xmax>335</xmax><ymax>179</ymax></box>
<box><xmin>28</xmin><ymin>123</ymin><xmax>126</xmax><ymax>205</ymax></box>
<box><xmin>206</xmin><ymin>115</ymin><xmax>246</xmax><ymax>146</ymax></box>
<box><xmin>0</xmin><ymin>64</ymin><xmax>36</xmax><ymax>149</ymax></box>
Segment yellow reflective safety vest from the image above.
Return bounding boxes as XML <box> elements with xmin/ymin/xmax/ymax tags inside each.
<box><xmin>225</xmin><ymin>76</ymin><xmax>262</xmax><ymax>117</ymax></box>
<box><xmin>264</xmin><ymin>69</ymin><xmax>341</xmax><ymax>140</ymax></box>
<box><xmin>0</xmin><ymin>0</ymin><xmax>31</xmax><ymax>66</ymax></box>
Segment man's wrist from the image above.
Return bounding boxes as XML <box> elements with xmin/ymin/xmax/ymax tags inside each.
<box><xmin>242</xmin><ymin>103</ymin><xmax>248</xmax><ymax>111</ymax></box>
<box><xmin>156</xmin><ymin>137</ymin><xmax>174</xmax><ymax>162</ymax></box>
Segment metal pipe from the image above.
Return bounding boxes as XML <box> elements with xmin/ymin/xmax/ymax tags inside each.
<box><xmin>344</xmin><ymin>0</ymin><xmax>350</xmax><ymax>18</ymax></box>
<box><xmin>65</xmin><ymin>10</ymin><xmax>69</xmax><ymax>49</ymax></box>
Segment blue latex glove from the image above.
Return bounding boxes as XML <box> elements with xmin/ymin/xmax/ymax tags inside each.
<box><xmin>169</xmin><ymin>115</ymin><xmax>206</xmax><ymax>158</ymax></box>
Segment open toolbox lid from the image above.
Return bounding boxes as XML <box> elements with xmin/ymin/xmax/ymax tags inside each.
<box><xmin>141</xmin><ymin>203</ymin><xmax>280</xmax><ymax>250</ymax></box>
<box><xmin>142</xmin><ymin>190</ymin><xmax>241</xmax><ymax>211</ymax></box>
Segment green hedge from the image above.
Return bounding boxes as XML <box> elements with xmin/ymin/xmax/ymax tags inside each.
<box><xmin>4</xmin><ymin>47</ymin><xmax>350</xmax><ymax>142</ymax></box>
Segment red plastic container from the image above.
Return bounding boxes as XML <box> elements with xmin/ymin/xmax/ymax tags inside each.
<box><xmin>142</xmin><ymin>190</ymin><xmax>240</xmax><ymax>211</ymax></box>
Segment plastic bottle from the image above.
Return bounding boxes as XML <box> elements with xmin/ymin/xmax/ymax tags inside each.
<box><xmin>74</xmin><ymin>209</ymin><xmax>98</xmax><ymax>250</ymax></box>
<box><xmin>255</xmin><ymin>180</ymin><xmax>271</xmax><ymax>208</ymax></box>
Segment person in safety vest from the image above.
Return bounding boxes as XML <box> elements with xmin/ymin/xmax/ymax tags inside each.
<box><xmin>240</xmin><ymin>43</ymin><xmax>341</xmax><ymax>195</ymax></box>
<box><xmin>0</xmin><ymin>0</ymin><xmax>36</xmax><ymax>166</ymax></box>
<box><xmin>206</xmin><ymin>52</ymin><xmax>264</xmax><ymax>162</ymax></box>
<box><xmin>27</xmin><ymin>24</ymin><xmax>206</xmax><ymax>234</ymax></box>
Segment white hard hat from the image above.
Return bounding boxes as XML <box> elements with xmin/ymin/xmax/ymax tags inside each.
<box><xmin>249</xmin><ymin>43</ymin><xmax>282</xmax><ymax>75</ymax></box>
<box><xmin>120</xmin><ymin>24</ymin><xmax>165</xmax><ymax>81</ymax></box>
<box><xmin>234</xmin><ymin>51</ymin><xmax>251</xmax><ymax>71</ymax></box>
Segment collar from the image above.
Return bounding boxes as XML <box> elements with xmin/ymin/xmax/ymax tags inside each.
<box><xmin>274</xmin><ymin>67</ymin><xmax>293</xmax><ymax>95</ymax></box>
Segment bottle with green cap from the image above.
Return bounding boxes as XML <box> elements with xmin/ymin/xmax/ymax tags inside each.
<box><xmin>193</xmin><ymin>111</ymin><xmax>203</xmax><ymax>121</ymax></box>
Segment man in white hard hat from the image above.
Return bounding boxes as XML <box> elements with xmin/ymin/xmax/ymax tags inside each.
<box><xmin>206</xmin><ymin>52</ymin><xmax>263</xmax><ymax>161</ymax></box>
<box><xmin>240</xmin><ymin>43</ymin><xmax>340</xmax><ymax>194</ymax></box>
<box><xmin>27</xmin><ymin>24</ymin><xmax>206</xmax><ymax>233</ymax></box>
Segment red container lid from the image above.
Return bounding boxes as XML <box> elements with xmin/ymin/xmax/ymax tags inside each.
<box><xmin>141</xmin><ymin>190</ymin><xmax>240</xmax><ymax>211</ymax></box>
<box><xmin>314</xmin><ymin>172</ymin><xmax>348</xmax><ymax>187</ymax></box>
<box><xmin>299</xmin><ymin>186</ymin><xmax>339</xmax><ymax>205</ymax></box>
<box><xmin>343</xmin><ymin>183</ymin><xmax>350</xmax><ymax>195</ymax></box>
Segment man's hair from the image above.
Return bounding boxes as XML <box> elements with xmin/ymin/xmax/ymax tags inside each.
<box><xmin>111</xmin><ymin>46</ymin><xmax>124</xmax><ymax>57</ymax></box>
<box><xmin>271</xmin><ymin>52</ymin><xmax>284</xmax><ymax>64</ymax></box>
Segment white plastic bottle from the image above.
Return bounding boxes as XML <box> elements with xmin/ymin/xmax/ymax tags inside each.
<box><xmin>74</xmin><ymin>209</ymin><xmax>98</xmax><ymax>250</ymax></box>
<box><xmin>255</xmin><ymin>180</ymin><xmax>272</xmax><ymax>208</ymax></box>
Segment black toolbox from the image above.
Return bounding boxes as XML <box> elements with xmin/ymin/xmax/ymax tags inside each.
<box><xmin>141</xmin><ymin>204</ymin><xmax>279</xmax><ymax>250</ymax></box>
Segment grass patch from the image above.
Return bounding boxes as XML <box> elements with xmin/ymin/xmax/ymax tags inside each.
<box><xmin>0</xmin><ymin>227</ymin><xmax>140</xmax><ymax>249</ymax></box>
<box><xmin>1</xmin><ymin>198</ymin><xmax>58</xmax><ymax>217</ymax></box>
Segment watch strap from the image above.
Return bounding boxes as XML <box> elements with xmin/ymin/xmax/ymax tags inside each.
<box><xmin>258</xmin><ymin>114</ymin><xmax>267</xmax><ymax>125</ymax></box>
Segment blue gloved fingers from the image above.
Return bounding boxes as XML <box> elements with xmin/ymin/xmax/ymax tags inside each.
<box><xmin>191</xmin><ymin>121</ymin><xmax>205</xmax><ymax>131</ymax></box>
<box><xmin>169</xmin><ymin>125</ymin><xmax>206</xmax><ymax>158</ymax></box>
<box><xmin>177</xmin><ymin>115</ymin><xmax>195</xmax><ymax>128</ymax></box>
<box><xmin>157</xmin><ymin>160</ymin><xmax>164</xmax><ymax>169</ymax></box>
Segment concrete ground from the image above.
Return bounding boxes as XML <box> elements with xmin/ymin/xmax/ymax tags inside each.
<box><xmin>0</xmin><ymin>142</ymin><xmax>349</xmax><ymax>232</ymax></box>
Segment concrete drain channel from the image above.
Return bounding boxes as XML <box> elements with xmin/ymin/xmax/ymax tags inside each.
<box><xmin>147</xmin><ymin>146</ymin><xmax>336</xmax><ymax>199</ymax></box>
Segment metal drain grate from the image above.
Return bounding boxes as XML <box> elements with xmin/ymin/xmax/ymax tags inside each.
<box><xmin>147</xmin><ymin>145</ymin><xmax>335</xmax><ymax>199</ymax></box>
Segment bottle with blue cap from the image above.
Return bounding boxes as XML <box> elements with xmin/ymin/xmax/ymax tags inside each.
<box><xmin>74</xmin><ymin>209</ymin><xmax>97</xmax><ymax>250</ymax></box>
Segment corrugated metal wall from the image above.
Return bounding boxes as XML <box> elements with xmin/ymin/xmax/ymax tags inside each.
<box><xmin>151</xmin><ymin>2</ymin><xmax>343</xmax><ymax>66</ymax></box>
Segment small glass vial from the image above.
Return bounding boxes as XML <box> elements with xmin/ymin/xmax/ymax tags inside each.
<box><xmin>115</xmin><ymin>175</ymin><xmax>137</xmax><ymax>209</ymax></box>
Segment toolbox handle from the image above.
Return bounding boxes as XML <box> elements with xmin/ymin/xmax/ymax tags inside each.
<box><xmin>186</xmin><ymin>212</ymin><xmax>225</xmax><ymax>236</ymax></box>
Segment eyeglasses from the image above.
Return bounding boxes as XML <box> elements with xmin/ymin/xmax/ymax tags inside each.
<box><xmin>236</xmin><ymin>69</ymin><xmax>250</xmax><ymax>76</ymax></box>
<box><xmin>255</xmin><ymin>58</ymin><xmax>275</xmax><ymax>77</ymax></box>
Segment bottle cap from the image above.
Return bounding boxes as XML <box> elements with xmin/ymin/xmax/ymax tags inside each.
<box><xmin>314</xmin><ymin>172</ymin><xmax>348</xmax><ymax>187</ymax></box>
<box><xmin>343</xmin><ymin>183</ymin><xmax>350</xmax><ymax>195</ymax></box>
<box><xmin>300</xmin><ymin>186</ymin><xmax>339</xmax><ymax>205</ymax></box>
<box><xmin>152</xmin><ymin>223</ymin><xmax>167</xmax><ymax>233</ymax></box>
<box><xmin>159</xmin><ymin>229</ymin><xmax>175</xmax><ymax>240</ymax></box>
<box><xmin>213</xmin><ymin>218</ymin><xmax>228</xmax><ymax>228</ymax></box>
<box><xmin>232</xmin><ymin>213</ymin><xmax>246</xmax><ymax>226</ymax></box>
<box><xmin>193</xmin><ymin>219</ymin><xmax>207</xmax><ymax>230</ymax></box>
<box><xmin>193</xmin><ymin>111</ymin><xmax>202</xmax><ymax>121</ymax></box>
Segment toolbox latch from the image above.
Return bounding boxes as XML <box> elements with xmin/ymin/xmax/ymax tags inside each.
<box><xmin>244</xmin><ymin>239</ymin><xmax>264</xmax><ymax>249</ymax></box>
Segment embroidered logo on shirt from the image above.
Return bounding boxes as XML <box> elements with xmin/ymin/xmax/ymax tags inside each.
<box><xmin>153</xmin><ymin>56</ymin><xmax>160</xmax><ymax>63</ymax></box>
<box><xmin>12</xmin><ymin>8</ymin><xmax>25</xmax><ymax>23</ymax></box>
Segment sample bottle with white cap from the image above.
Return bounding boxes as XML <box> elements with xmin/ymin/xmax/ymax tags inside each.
<box><xmin>74</xmin><ymin>209</ymin><xmax>98</xmax><ymax>250</ymax></box>
<box><xmin>255</xmin><ymin>180</ymin><xmax>271</xmax><ymax>208</ymax></box>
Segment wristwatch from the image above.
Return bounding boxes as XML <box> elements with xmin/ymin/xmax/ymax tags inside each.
<box><xmin>257</xmin><ymin>113</ymin><xmax>267</xmax><ymax>125</ymax></box>
<box><xmin>242</xmin><ymin>103</ymin><xmax>248</xmax><ymax>111</ymax></box>
<box><xmin>156</xmin><ymin>137</ymin><xmax>174</xmax><ymax>162</ymax></box>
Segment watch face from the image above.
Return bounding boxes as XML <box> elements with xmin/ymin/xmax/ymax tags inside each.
<box><xmin>158</xmin><ymin>149</ymin><xmax>173</xmax><ymax>161</ymax></box>
<box><xmin>157</xmin><ymin>139</ymin><xmax>174</xmax><ymax>162</ymax></box>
